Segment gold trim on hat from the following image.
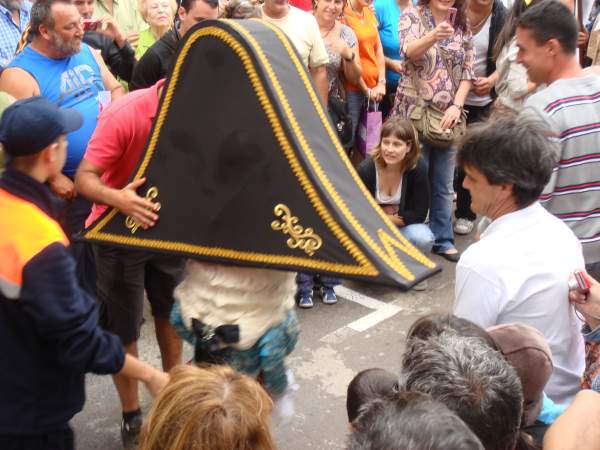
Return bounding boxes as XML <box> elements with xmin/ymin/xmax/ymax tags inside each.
<box><xmin>271</xmin><ymin>203</ymin><xmax>323</xmax><ymax>257</ymax></box>
<box><xmin>85</xmin><ymin>21</ymin><xmax>435</xmax><ymax>281</ymax></box>
<box><xmin>124</xmin><ymin>187</ymin><xmax>161</xmax><ymax>234</ymax></box>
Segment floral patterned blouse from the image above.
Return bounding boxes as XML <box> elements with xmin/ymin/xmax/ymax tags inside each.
<box><xmin>392</xmin><ymin>5</ymin><xmax>474</xmax><ymax>118</ymax></box>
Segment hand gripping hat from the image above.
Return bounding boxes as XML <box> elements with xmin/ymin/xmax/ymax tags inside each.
<box><xmin>81</xmin><ymin>19</ymin><xmax>439</xmax><ymax>288</ymax></box>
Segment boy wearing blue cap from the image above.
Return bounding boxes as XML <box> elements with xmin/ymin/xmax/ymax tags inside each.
<box><xmin>0</xmin><ymin>97</ymin><xmax>168</xmax><ymax>450</ymax></box>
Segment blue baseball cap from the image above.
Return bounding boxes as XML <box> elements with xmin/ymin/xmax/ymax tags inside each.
<box><xmin>0</xmin><ymin>96</ymin><xmax>83</xmax><ymax>157</ymax></box>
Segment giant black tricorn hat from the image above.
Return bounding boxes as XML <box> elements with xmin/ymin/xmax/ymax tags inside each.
<box><xmin>81</xmin><ymin>19</ymin><xmax>440</xmax><ymax>288</ymax></box>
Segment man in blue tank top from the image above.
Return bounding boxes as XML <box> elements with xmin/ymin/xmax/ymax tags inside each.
<box><xmin>0</xmin><ymin>0</ymin><xmax>124</xmax><ymax>293</ymax></box>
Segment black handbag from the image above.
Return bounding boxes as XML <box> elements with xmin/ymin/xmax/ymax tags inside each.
<box><xmin>328</xmin><ymin>95</ymin><xmax>353</xmax><ymax>151</ymax></box>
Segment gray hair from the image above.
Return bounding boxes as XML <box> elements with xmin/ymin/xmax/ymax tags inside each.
<box><xmin>348</xmin><ymin>391</ymin><xmax>484</xmax><ymax>450</ymax></box>
<box><xmin>456</xmin><ymin>115</ymin><xmax>559</xmax><ymax>208</ymax></box>
<box><xmin>29</xmin><ymin>0</ymin><xmax>73</xmax><ymax>37</ymax></box>
<box><xmin>218</xmin><ymin>0</ymin><xmax>261</xmax><ymax>18</ymax></box>
<box><xmin>401</xmin><ymin>333</ymin><xmax>523</xmax><ymax>450</ymax></box>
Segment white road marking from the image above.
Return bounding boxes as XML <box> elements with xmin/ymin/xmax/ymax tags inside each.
<box><xmin>346</xmin><ymin>303</ymin><xmax>402</xmax><ymax>332</ymax></box>
<box><xmin>319</xmin><ymin>286</ymin><xmax>404</xmax><ymax>343</ymax></box>
<box><xmin>335</xmin><ymin>286</ymin><xmax>389</xmax><ymax>310</ymax></box>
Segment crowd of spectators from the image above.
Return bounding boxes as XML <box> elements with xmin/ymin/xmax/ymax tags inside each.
<box><xmin>0</xmin><ymin>0</ymin><xmax>600</xmax><ymax>448</ymax></box>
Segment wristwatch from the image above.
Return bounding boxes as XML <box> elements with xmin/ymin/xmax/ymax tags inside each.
<box><xmin>343</xmin><ymin>52</ymin><xmax>355</xmax><ymax>62</ymax></box>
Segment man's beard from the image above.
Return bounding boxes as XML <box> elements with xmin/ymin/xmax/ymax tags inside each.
<box><xmin>0</xmin><ymin>0</ymin><xmax>21</xmax><ymax>11</ymax></box>
<box><xmin>49</xmin><ymin>30</ymin><xmax>81</xmax><ymax>57</ymax></box>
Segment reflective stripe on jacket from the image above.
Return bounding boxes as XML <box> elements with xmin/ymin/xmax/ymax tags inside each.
<box><xmin>0</xmin><ymin>187</ymin><xmax>68</xmax><ymax>299</ymax></box>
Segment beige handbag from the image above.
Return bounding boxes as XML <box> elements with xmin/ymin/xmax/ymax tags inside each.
<box><xmin>408</xmin><ymin>12</ymin><xmax>467</xmax><ymax>149</ymax></box>
<box><xmin>587</xmin><ymin>15</ymin><xmax>600</xmax><ymax>65</ymax></box>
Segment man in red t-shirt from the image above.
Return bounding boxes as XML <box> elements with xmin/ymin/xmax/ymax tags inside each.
<box><xmin>75</xmin><ymin>79</ymin><xmax>183</xmax><ymax>449</ymax></box>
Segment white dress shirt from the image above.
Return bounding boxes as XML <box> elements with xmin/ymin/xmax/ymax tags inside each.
<box><xmin>454</xmin><ymin>202</ymin><xmax>585</xmax><ymax>404</ymax></box>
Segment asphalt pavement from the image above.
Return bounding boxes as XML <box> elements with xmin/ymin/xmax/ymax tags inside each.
<box><xmin>72</xmin><ymin>234</ymin><xmax>473</xmax><ymax>450</ymax></box>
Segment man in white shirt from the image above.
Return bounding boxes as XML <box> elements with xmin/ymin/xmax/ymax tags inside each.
<box><xmin>453</xmin><ymin>116</ymin><xmax>585</xmax><ymax>404</ymax></box>
<box><xmin>261</xmin><ymin>0</ymin><xmax>329</xmax><ymax>103</ymax></box>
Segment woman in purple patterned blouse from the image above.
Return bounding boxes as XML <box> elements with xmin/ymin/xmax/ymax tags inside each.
<box><xmin>391</xmin><ymin>0</ymin><xmax>474</xmax><ymax>262</ymax></box>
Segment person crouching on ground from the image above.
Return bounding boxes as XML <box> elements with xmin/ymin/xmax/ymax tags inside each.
<box><xmin>357</xmin><ymin>117</ymin><xmax>433</xmax><ymax>290</ymax></box>
<box><xmin>357</xmin><ymin>118</ymin><xmax>433</xmax><ymax>253</ymax></box>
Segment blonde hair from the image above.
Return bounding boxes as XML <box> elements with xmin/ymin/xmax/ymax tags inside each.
<box><xmin>138</xmin><ymin>0</ymin><xmax>177</xmax><ymax>25</ymax></box>
<box><xmin>139</xmin><ymin>365</ymin><xmax>276</xmax><ymax>450</ymax></box>
<box><xmin>370</xmin><ymin>117</ymin><xmax>420</xmax><ymax>173</ymax></box>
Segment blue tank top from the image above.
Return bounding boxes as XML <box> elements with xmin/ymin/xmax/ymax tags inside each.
<box><xmin>9</xmin><ymin>44</ymin><xmax>104</xmax><ymax>177</ymax></box>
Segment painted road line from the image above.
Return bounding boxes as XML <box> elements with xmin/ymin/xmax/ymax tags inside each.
<box><xmin>346</xmin><ymin>303</ymin><xmax>402</xmax><ymax>332</ymax></box>
<box><xmin>335</xmin><ymin>286</ymin><xmax>391</xmax><ymax>310</ymax></box>
<box><xmin>319</xmin><ymin>286</ymin><xmax>404</xmax><ymax>342</ymax></box>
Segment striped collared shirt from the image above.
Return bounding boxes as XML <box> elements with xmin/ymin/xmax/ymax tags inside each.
<box><xmin>522</xmin><ymin>75</ymin><xmax>600</xmax><ymax>264</ymax></box>
<box><xmin>0</xmin><ymin>1</ymin><xmax>30</xmax><ymax>68</ymax></box>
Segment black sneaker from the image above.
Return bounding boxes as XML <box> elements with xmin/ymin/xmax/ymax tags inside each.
<box><xmin>121</xmin><ymin>411</ymin><xmax>143</xmax><ymax>450</ymax></box>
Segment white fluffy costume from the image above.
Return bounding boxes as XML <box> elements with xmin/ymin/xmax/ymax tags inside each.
<box><xmin>171</xmin><ymin>260</ymin><xmax>299</xmax><ymax>397</ymax></box>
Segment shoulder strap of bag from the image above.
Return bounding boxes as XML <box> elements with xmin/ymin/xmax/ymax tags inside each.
<box><xmin>414</xmin><ymin>8</ymin><xmax>459</xmax><ymax>92</ymax></box>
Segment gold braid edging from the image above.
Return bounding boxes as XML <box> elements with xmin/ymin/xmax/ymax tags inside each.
<box><xmin>86</xmin><ymin>25</ymin><xmax>378</xmax><ymax>277</ymax></box>
<box><xmin>233</xmin><ymin>20</ymin><xmax>434</xmax><ymax>279</ymax></box>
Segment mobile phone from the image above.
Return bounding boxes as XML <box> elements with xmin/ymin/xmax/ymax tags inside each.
<box><xmin>82</xmin><ymin>19</ymin><xmax>99</xmax><ymax>31</ymax></box>
<box><xmin>445</xmin><ymin>7</ymin><xmax>457</xmax><ymax>26</ymax></box>
<box><xmin>569</xmin><ymin>270</ymin><xmax>591</xmax><ymax>295</ymax></box>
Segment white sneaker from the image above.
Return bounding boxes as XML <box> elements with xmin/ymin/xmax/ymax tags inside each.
<box><xmin>454</xmin><ymin>218</ymin><xmax>474</xmax><ymax>235</ymax></box>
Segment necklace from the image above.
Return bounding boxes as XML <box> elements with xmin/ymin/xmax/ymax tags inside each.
<box><xmin>469</xmin><ymin>9</ymin><xmax>491</xmax><ymax>35</ymax></box>
<box><xmin>320</xmin><ymin>21</ymin><xmax>336</xmax><ymax>39</ymax></box>
<box><xmin>348</xmin><ymin>0</ymin><xmax>364</xmax><ymax>22</ymax></box>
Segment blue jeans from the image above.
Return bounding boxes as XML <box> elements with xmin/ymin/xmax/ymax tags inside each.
<box><xmin>296</xmin><ymin>273</ymin><xmax>340</xmax><ymax>296</ymax></box>
<box><xmin>346</xmin><ymin>90</ymin><xmax>365</xmax><ymax>150</ymax></box>
<box><xmin>420</xmin><ymin>143</ymin><xmax>456</xmax><ymax>253</ymax></box>
<box><xmin>401</xmin><ymin>223</ymin><xmax>435</xmax><ymax>254</ymax></box>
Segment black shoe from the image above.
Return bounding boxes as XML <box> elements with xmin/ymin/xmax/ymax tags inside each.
<box><xmin>121</xmin><ymin>410</ymin><xmax>142</xmax><ymax>450</ymax></box>
<box><xmin>435</xmin><ymin>250</ymin><xmax>461</xmax><ymax>263</ymax></box>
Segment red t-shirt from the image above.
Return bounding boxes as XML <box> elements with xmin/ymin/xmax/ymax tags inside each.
<box><xmin>84</xmin><ymin>79</ymin><xmax>165</xmax><ymax>228</ymax></box>
<box><xmin>289</xmin><ymin>0</ymin><xmax>312</xmax><ymax>12</ymax></box>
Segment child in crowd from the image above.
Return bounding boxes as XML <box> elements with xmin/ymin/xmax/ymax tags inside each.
<box><xmin>295</xmin><ymin>272</ymin><xmax>340</xmax><ymax>309</ymax></box>
<box><xmin>348</xmin><ymin>392</ymin><xmax>484</xmax><ymax>450</ymax></box>
<box><xmin>139</xmin><ymin>365</ymin><xmax>275</xmax><ymax>450</ymax></box>
<box><xmin>346</xmin><ymin>368</ymin><xmax>398</xmax><ymax>424</ymax></box>
<box><xmin>357</xmin><ymin>118</ymin><xmax>434</xmax><ymax>254</ymax></box>
<box><xmin>405</xmin><ymin>313</ymin><xmax>560</xmax><ymax>449</ymax></box>
<box><xmin>170</xmin><ymin>261</ymin><xmax>299</xmax><ymax>421</ymax></box>
<box><xmin>487</xmin><ymin>323</ymin><xmax>561</xmax><ymax>447</ymax></box>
